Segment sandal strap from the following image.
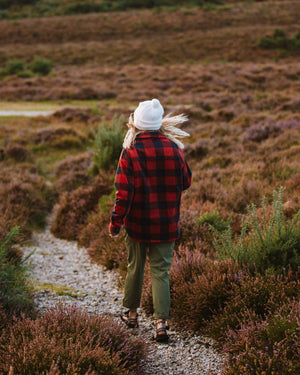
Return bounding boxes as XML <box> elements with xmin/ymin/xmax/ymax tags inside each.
<box><xmin>120</xmin><ymin>310</ymin><xmax>139</xmax><ymax>328</ymax></box>
<box><xmin>156</xmin><ymin>327</ymin><xmax>167</xmax><ymax>334</ymax></box>
<box><xmin>128</xmin><ymin>317</ymin><xmax>138</xmax><ymax>323</ymax></box>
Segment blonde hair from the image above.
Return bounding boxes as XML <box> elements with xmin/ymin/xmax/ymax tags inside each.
<box><xmin>123</xmin><ymin>113</ymin><xmax>190</xmax><ymax>149</ymax></box>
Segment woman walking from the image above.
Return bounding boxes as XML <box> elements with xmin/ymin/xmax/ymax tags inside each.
<box><xmin>109</xmin><ymin>98</ymin><xmax>191</xmax><ymax>342</ymax></box>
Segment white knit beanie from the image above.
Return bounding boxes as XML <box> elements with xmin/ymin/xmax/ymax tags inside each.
<box><xmin>133</xmin><ymin>98</ymin><xmax>164</xmax><ymax>131</ymax></box>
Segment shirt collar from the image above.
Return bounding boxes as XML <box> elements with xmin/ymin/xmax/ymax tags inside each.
<box><xmin>135</xmin><ymin>131</ymin><xmax>161</xmax><ymax>140</ymax></box>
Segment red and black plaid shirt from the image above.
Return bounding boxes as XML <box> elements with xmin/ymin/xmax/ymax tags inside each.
<box><xmin>110</xmin><ymin>131</ymin><xmax>192</xmax><ymax>243</ymax></box>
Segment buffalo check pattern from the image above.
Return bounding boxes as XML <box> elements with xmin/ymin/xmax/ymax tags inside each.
<box><xmin>110</xmin><ymin>131</ymin><xmax>192</xmax><ymax>243</ymax></box>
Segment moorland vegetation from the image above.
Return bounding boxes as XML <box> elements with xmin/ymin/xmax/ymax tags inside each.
<box><xmin>0</xmin><ymin>0</ymin><xmax>299</xmax><ymax>374</ymax></box>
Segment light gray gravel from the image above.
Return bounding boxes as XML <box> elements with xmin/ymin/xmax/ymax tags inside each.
<box><xmin>22</xmin><ymin>223</ymin><xmax>226</xmax><ymax>375</ymax></box>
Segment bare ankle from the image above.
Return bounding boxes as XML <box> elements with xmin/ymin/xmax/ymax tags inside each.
<box><xmin>129</xmin><ymin>309</ymin><xmax>137</xmax><ymax>318</ymax></box>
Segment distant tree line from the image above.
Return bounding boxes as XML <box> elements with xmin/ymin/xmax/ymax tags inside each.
<box><xmin>0</xmin><ymin>0</ymin><xmax>224</xmax><ymax>12</ymax></box>
<box><xmin>0</xmin><ymin>0</ymin><xmax>38</xmax><ymax>9</ymax></box>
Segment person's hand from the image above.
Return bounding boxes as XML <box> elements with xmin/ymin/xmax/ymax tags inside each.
<box><xmin>109</xmin><ymin>224</ymin><xmax>120</xmax><ymax>238</ymax></box>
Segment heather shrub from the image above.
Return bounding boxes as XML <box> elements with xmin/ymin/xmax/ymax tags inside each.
<box><xmin>55</xmin><ymin>152</ymin><xmax>93</xmax><ymax>178</ymax></box>
<box><xmin>224</xmin><ymin>300</ymin><xmax>300</xmax><ymax>375</ymax></box>
<box><xmin>33</xmin><ymin>127</ymin><xmax>87</xmax><ymax>150</ymax></box>
<box><xmin>209</xmin><ymin>271</ymin><xmax>299</xmax><ymax>342</ymax></box>
<box><xmin>177</xmin><ymin>206</ymin><xmax>199</xmax><ymax>245</ymax></box>
<box><xmin>147</xmin><ymin>245</ymin><xmax>243</xmax><ymax>331</ymax></box>
<box><xmin>213</xmin><ymin>188</ymin><xmax>300</xmax><ymax>274</ymax></box>
<box><xmin>177</xmin><ymin>206</ymin><xmax>216</xmax><ymax>254</ymax></box>
<box><xmin>54</xmin><ymin>152</ymin><xmax>93</xmax><ymax>193</ymax></box>
<box><xmin>170</xmin><ymin>255</ymin><xmax>242</xmax><ymax>331</ymax></box>
<box><xmin>0</xmin><ymin>178</ymin><xmax>49</xmax><ymax>231</ymax></box>
<box><xmin>0</xmin><ymin>302</ymin><xmax>8</xmax><ymax>331</ymax></box>
<box><xmin>54</xmin><ymin>171</ymin><xmax>93</xmax><ymax>194</ymax></box>
<box><xmin>222</xmin><ymin>178</ymin><xmax>267</xmax><ymax>213</ymax></box>
<box><xmin>5</xmin><ymin>142</ymin><xmax>33</xmax><ymax>162</ymax></box>
<box><xmin>0</xmin><ymin>227</ymin><xmax>35</xmax><ymax>320</ymax></box>
<box><xmin>0</xmin><ymin>206</ymin><xmax>30</xmax><ymax>241</ymax></box>
<box><xmin>90</xmin><ymin>115</ymin><xmax>125</xmax><ymax>173</ymax></box>
<box><xmin>242</xmin><ymin>122</ymin><xmax>281</xmax><ymax>142</ymax></box>
<box><xmin>184</xmin><ymin>139</ymin><xmax>209</xmax><ymax>158</ymax></box>
<box><xmin>78</xmin><ymin>194</ymin><xmax>127</xmax><ymax>271</ymax></box>
<box><xmin>0</xmin><ymin>146</ymin><xmax>5</xmax><ymax>160</ymax></box>
<box><xmin>51</xmin><ymin>176</ymin><xmax>112</xmax><ymax>240</ymax></box>
<box><xmin>0</xmin><ymin>304</ymin><xmax>147</xmax><ymax>375</ymax></box>
<box><xmin>0</xmin><ymin>168</ymin><xmax>54</xmax><ymax>238</ymax></box>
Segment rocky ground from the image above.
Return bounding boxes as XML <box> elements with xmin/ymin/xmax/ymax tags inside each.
<box><xmin>22</xmin><ymin>221</ymin><xmax>226</xmax><ymax>375</ymax></box>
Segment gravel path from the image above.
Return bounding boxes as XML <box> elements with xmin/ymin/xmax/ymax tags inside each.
<box><xmin>22</xmin><ymin>223</ymin><xmax>226</xmax><ymax>375</ymax></box>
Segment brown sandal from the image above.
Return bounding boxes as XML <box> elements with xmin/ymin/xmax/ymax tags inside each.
<box><xmin>153</xmin><ymin>319</ymin><xmax>169</xmax><ymax>342</ymax></box>
<box><xmin>120</xmin><ymin>310</ymin><xmax>139</xmax><ymax>328</ymax></box>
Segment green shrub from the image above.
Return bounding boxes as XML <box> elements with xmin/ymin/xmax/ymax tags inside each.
<box><xmin>29</xmin><ymin>56</ymin><xmax>52</xmax><ymax>75</ymax></box>
<box><xmin>90</xmin><ymin>115</ymin><xmax>125</xmax><ymax>173</ymax></box>
<box><xmin>6</xmin><ymin>59</ymin><xmax>26</xmax><ymax>75</ymax></box>
<box><xmin>213</xmin><ymin>188</ymin><xmax>300</xmax><ymax>274</ymax></box>
<box><xmin>0</xmin><ymin>304</ymin><xmax>147</xmax><ymax>374</ymax></box>
<box><xmin>257</xmin><ymin>28</ymin><xmax>300</xmax><ymax>51</ymax></box>
<box><xmin>0</xmin><ymin>227</ymin><xmax>35</xmax><ymax>320</ymax></box>
<box><xmin>3</xmin><ymin>57</ymin><xmax>53</xmax><ymax>77</ymax></box>
<box><xmin>0</xmin><ymin>10</ymin><xmax>9</xmax><ymax>19</ymax></box>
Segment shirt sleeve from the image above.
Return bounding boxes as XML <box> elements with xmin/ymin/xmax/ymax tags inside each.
<box><xmin>109</xmin><ymin>149</ymin><xmax>134</xmax><ymax>235</ymax></box>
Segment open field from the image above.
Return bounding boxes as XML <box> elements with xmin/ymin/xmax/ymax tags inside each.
<box><xmin>0</xmin><ymin>1</ymin><xmax>299</xmax><ymax>374</ymax></box>
<box><xmin>0</xmin><ymin>1</ymin><xmax>300</xmax><ymax>67</ymax></box>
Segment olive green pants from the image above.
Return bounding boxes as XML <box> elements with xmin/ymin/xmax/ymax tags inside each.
<box><xmin>123</xmin><ymin>233</ymin><xmax>175</xmax><ymax>320</ymax></box>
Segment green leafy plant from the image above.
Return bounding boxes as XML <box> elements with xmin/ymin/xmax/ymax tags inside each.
<box><xmin>212</xmin><ymin>188</ymin><xmax>300</xmax><ymax>274</ymax></box>
<box><xmin>90</xmin><ymin>115</ymin><xmax>125</xmax><ymax>173</ymax></box>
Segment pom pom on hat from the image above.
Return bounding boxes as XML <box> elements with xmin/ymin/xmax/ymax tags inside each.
<box><xmin>134</xmin><ymin>98</ymin><xmax>164</xmax><ymax>131</ymax></box>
